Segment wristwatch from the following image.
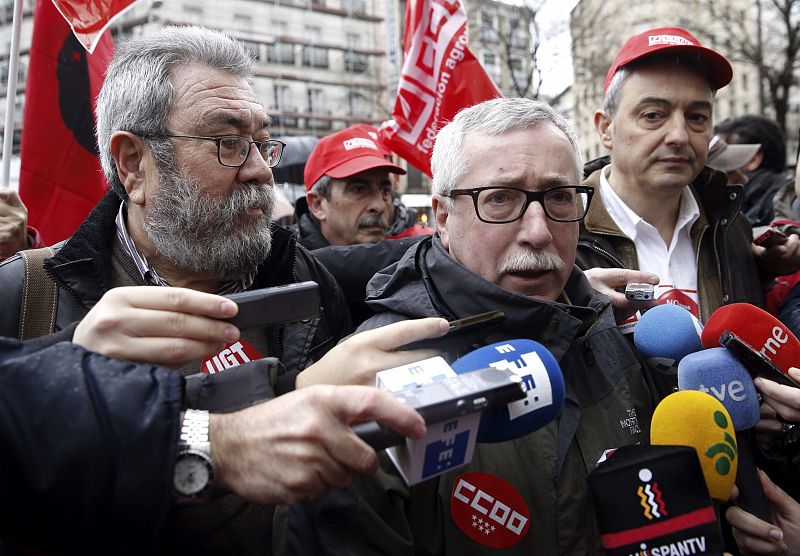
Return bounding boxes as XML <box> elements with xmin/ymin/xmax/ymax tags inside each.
<box><xmin>173</xmin><ymin>409</ymin><xmax>215</xmax><ymax>503</ymax></box>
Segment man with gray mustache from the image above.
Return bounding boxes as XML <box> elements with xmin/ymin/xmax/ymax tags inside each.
<box><xmin>276</xmin><ymin>96</ymin><xmax>657</xmax><ymax>555</ymax></box>
<box><xmin>0</xmin><ymin>26</ymin><xmax>351</xmax><ymax>380</ymax></box>
<box><xmin>295</xmin><ymin>124</ymin><xmax>407</xmax><ymax>249</ymax></box>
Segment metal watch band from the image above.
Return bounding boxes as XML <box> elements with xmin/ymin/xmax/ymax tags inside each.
<box><xmin>180</xmin><ymin>409</ymin><xmax>211</xmax><ymax>454</ymax></box>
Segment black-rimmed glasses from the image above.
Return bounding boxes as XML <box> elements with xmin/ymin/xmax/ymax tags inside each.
<box><xmin>446</xmin><ymin>185</ymin><xmax>594</xmax><ymax>224</ymax></box>
<box><xmin>144</xmin><ymin>134</ymin><xmax>285</xmax><ymax>168</ymax></box>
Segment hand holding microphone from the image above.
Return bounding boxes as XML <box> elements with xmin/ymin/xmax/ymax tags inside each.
<box><xmin>355</xmin><ymin>339</ymin><xmax>566</xmax><ymax>484</ymax></box>
<box><xmin>295</xmin><ymin>317</ymin><xmax>449</xmax><ymax>388</ymax></box>
<box><xmin>754</xmin><ymin>369</ymin><xmax>800</xmax><ymax>423</ymax></box>
<box><xmin>726</xmin><ymin>471</ymin><xmax>800</xmax><ymax>556</ymax></box>
<box><xmin>678</xmin><ymin>347</ymin><xmax>773</xmax><ymax>523</ymax></box>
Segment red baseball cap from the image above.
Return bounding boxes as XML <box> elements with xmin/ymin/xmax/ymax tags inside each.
<box><xmin>604</xmin><ymin>26</ymin><xmax>732</xmax><ymax>94</ymax></box>
<box><xmin>304</xmin><ymin>124</ymin><xmax>405</xmax><ymax>191</ymax></box>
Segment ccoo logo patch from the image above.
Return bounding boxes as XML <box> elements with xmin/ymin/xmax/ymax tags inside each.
<box><xmin>450</xmin><ymin>472</ymin><xmax>530</xmax><ymax>549</ymax></box>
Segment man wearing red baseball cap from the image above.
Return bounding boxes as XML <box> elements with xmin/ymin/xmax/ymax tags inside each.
<box><xmin>576</xmin><ymin>26</ymin><xmax>800</xmax><ymax>351</ymax></box>
<box><xmin>293</xmin><ymin>124</ymin><xmax>410</xmax><ymax>249</ymax></box>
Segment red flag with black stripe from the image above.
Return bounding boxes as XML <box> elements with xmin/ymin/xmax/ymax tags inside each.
<box><xmin>18</xmin><ymin>0</ymin><xmax>118</xmax><ymax>244</ymax></box>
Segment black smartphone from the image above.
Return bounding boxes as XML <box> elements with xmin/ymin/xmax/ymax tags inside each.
<box><xmin>224</xmin><ymin>281</ymin><xmax>320</xmax><ymax>329</ymax></box>
<box><xmin>719</xmin><ymin>331</ymin><xmax>800</xmax><ymax>389</ymax></box>
<box><xmin>399</xmin><ymin>310</ymin><xmax>506</xmax><ymax>352</ymax></box>
<box><xmin>353</xmin><ymin>366</ymin><xmax>525</xmax><ymax>451</ymax></box>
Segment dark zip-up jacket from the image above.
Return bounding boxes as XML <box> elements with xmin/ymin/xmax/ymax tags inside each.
<box><xmin>0</xmin><ymin>191</ymin><xmax>352</xmax><ymax>554</ymax></box>
<box><xmin>0</xmin><ymin>337</ymin><xmax>182</xmax><ymax>553</ymax></box>
<box><xmin>275</xmin><ymin>235</ymin><xmax>655</xmax><ymax>556</ymax></box>
<box><xmin>577</xmin><ymin>159</ymin><xmax>764</xmax><ymax>323</ymax></box>
<box><xmin>0</xmin><ymin>192</ymin><xmax>351</xmax><ymax>383</ymax></box>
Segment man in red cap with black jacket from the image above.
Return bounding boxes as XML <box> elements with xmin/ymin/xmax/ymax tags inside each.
<box><xmin>294</xmin><ymin>124</ymin><xmax>431</xmax><ymax>249</ymax></box>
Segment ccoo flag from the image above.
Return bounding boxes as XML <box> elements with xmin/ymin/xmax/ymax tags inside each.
<box><xmin>18</xmin><ymin>0</ymin><xmax>134</xmax><ymax>244</ymax></box>
<box><xmin>379</xmin><ymin>0</ymin><xmax>502</xmax><ymax>176</ymax></box>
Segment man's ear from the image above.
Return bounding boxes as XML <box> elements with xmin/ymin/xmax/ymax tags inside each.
<box><xmin>594</xmin><ymin>110</ymin><xmax>614</xmax><ymax>150</ymax></box>
<box><xmin>744</xmin><ymin>151</ymin><xmax>763</xmax><ymax>172</ymax></box>
<box><xmin>110</xmin><ymin>131</ymin><xmax>147</xmax><ymax>206</ymax></box>
<box><xmin>432</xmin><ymin>194</ymin><xmax>450</xmax><ymax>250</ymax></box>
<box><xmin>306</xmin><ymin>191</ymin><xmax>327</xmax><ymax>221</ymax></box>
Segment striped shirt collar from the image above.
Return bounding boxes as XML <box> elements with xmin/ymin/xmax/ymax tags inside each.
<box><xmin>114</xmin><ymin>203</ymin><xmax>254</xmax><ymax>294</ymax></box>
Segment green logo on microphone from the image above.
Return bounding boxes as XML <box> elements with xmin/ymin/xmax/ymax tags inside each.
<box><xmin>703</xmin><ymin>411</ymin><xmax>737</xmax><ymax>475</ymax></box>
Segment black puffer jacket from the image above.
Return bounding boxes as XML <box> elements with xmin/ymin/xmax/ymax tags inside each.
<box><xmin>0</xmin><ymin>337</ymin><xmax>182</xmax><ymax>553</ymax></box>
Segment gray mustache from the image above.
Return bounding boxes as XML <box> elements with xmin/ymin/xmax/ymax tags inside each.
<box><xmin>500</xmin><ymin>250</ymin><xmax>565</xmax><ymax>274</ymax></box>
<box><xmin>358</xmin><ymin>215</ymin><xmax>389</xmax><ymax>230</ymax></box>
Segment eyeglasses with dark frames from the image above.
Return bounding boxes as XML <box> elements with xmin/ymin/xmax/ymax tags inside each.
<box><xmin>445</xmin><ymin>185</ymin><xmax>594</xmax><ymax>224</ymax></box>
<box><xmin>141</xmin><ymin>134</ymin><xmax>286</xmax><ymax>168</ymax></box>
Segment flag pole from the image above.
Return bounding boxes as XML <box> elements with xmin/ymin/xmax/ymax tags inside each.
<box><xmin>2</xmin><ymin>0</ymin><xmax>23</xmax><ymax>189</ymax></box>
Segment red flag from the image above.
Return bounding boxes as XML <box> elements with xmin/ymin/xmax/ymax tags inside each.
<box><xmin>380</xmin><ymin>0</ymin><xmax>502</xmax><ymax>176</ymax></box>
<box><xmin>51</xmin><ymin>0</ymin><xmax>138</xmax><ymax>53</ymax></box>
<box><xmin>19</xmin><ymin>0</ymin><xmax>117</xmax><ymax>244</ymax></box>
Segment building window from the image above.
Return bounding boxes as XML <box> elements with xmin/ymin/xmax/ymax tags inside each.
<box><xmin>233</xmin><ymin>13</ymin><xmax>252</xmax><ymax>30</ymax></box>
<box><xmin>274</xmin><ymin>85</ymin><xmax>291</xmax><ymax>111</ymax></box>
<box><xmin>307</xmin><ymin>88</ymin><xmax>324</xmax><ymax>114</ymax></box>
<box><xmin>348</xmin><ymin>92</ymin><xmax>369</xmax><ymax>117</ymax></box>
<box><xmin>183</xmin><ymin>5</ymin><xmax>203</xmax><ymax>24</ymax></box>
<box><xmin>267</xmin><ymin>43</ymin><xmax>295</xmax><ymax>64</ymax></box>
<box><xmin>479</xmin><ymin>11</ymin><xmax>496</xmax><ymax>43</ymax></box>
<box><xmin>303</xmin><ymin>46</ymin><xmax>329</xmax><ymax>68</ymax></box>
<box><xmin>343</xmin><ymin>0</ymin><xmax>367</xmax><ymax>14</ymax></box>
<box><xmin>344</xmin><ymin>52</ymin><xmax>368</xmax><ymax>72</ymax></box>
<box><xmin>483</xmin><ymin>52</ymin><xmax>500</xmax><ymax>83</ymax></box>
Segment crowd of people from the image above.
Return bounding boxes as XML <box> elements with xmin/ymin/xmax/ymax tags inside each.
<box><xmin>1</xmin><ymin>22</ymin><xmax>800</xmax><ymax>556</ymax></box>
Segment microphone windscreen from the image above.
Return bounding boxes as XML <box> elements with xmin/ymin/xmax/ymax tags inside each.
<box><xmin>589</xmin><ymin>445</ymin><xmax>723</xmax><ymax>556</ymax></box>
<box><xmin>634</xmin><ymin>304</ymin><xmax>703</xmax><ymax>374</ymax></box>
<box><xmin>701</xmin><ymin>303</ymin><xmax>800</xmax><ymax>373</ymax></box>
<box><xmin>651</xmin><ymin>390</ymin><xmax>737</xmax><ymax>502</ymax></box>
<box><xmin>678</xmin><ymin>347</ymin><xmax>760</xmax><ymax>430</ymax></box>
<box><xmin>451</xmin><ymin>339</ymin><xmax>565</xmax><ymax>443</ymax></box>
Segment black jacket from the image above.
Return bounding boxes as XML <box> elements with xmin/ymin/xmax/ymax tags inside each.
<box><xmin>0</xmin><ymin>192</ymin><xmax>351</xmax><ymax>385</ymax></box>
<box><xmin>0</xmin><ymin>337</ymin><xmax>182</xmax><ymax>553</ymax></box>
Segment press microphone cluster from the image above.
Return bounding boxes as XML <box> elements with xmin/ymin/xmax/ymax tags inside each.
<box><xmin>356</xmin><ymin>339</ymin><xmax>566</xmax><ymax>485</ymax></box>
<box><xmin>589</xmin><ymin>390</ymin><xmax>736</xmax><ymax>555</ymax></box>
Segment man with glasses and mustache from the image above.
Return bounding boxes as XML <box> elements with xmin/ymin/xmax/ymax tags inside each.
<box><xmin>276</xmin><ymin>97</ymin><xmax>656</xmax><ymax>555</ymax></box>
<box><xmin>0</xmin><ymin>26</ymin><xmax>351</xmax><ymax>379</ymax></box>
<box><xmin>0</xmin><ymin>26</ymin><xmax>453</xmax><ymax>552</ymax></box>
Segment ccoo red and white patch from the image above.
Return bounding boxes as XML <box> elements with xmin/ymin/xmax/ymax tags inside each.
<box><xmin>450</xmin><ymin>472</ymin><xmax>531</xmax><ymax>549</ymax></box>
<box><xmin>200</xmin><ymin>339</ymin><xmax>262</xmax><ymax>374</ymax></box>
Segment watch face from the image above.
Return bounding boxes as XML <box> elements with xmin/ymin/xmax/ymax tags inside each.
<box><xmin>174</xmin><ymin>452</ymin><xmax>212</xmax><ymax>497</ymax></box>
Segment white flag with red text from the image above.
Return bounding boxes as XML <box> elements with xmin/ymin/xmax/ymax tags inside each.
<box><xmin>380</xmin><ymin>0</ymin><xmax>502</xmax><ymax>176</ymax></box>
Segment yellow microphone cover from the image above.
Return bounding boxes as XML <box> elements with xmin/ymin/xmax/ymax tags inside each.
<box><xmin>651</xmin><ymin>390</ymin><xmax>737</xmax><ymax>502</ymax></box>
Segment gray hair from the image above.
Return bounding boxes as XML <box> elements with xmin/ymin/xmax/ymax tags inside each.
<box><xmin>96</xmin><ymin>26</ymin><xmax>255</xmax><ymax>199</ymax></box>
<box><xmin>431</xmin><ymin>97</ymin><xmax>583</xmax><ymax>201</ymax></box>
<box><xmin>602</xmin><ymin>55</ymin><xmax>716</xmax><ymax>117</ymax></box>
<box><xmin>602</xmin><ymin>66</ymin><xmax>632</xmax><ymax>117</ymax></box>
<box><xmin>309</xmin><ymin>175</ymin><xmax>333</xmax><ymax>199</ymax></box>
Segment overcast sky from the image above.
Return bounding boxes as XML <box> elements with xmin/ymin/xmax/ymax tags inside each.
<box><xmin>535</xmin><ymin>0</ymin><xmax>580</xmax><ymax>97</ymax></box>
